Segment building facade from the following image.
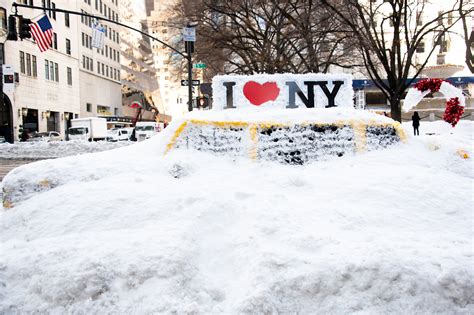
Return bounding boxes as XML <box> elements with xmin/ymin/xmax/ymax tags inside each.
<box><xmin>1</xmin><ymin>0</ymin><xmax>81</xmax><ymax>142</ymax></box>
<box><xmin>75</xmin><ymin>0</ymin><xmax>121</xmax><ymax>120</ymax></box>
<box><xmin>145</xmin><ymin>0</ymin><xmax>194</xmax><ymax>119</ymax></box>
<box><xmin>119</xmin><ymin>0</ymin><xmax>161</xmax><ymax>126</ymax></box>
<box><xmin>0</xmin><ymin>0</ymin><xmax>123</xmax><ymax>142</ymax></box>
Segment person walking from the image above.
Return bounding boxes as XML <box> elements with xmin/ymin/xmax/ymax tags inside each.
<box><xmin>412</xmin><ymin>111</ymin><xmax>421</xmax><ymax>136</ymax></box>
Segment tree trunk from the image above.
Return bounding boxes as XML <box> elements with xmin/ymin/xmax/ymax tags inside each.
<box><xmin>389</xmin><ymin>96</ymin><xmax>402</xmax><ymax>122</ymax></box>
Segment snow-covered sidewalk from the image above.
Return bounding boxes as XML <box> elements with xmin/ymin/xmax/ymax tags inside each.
<box><xmin>0</xmin><ymin>121</ymin><xmax>472</xmax><ymax>313</ymax></box>
<box><xmin>0</xmin><ymin>140</ymin><xmax>131</xmax><ymax>160</ymax></box>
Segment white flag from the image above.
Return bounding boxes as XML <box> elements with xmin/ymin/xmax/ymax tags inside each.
<box><xmin>92</xmin><ymin>22</ymin><xmax>105</xmax><ymax>49</ymax></box>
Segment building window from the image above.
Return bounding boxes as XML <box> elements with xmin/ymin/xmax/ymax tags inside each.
<box><xmin>47</xmin><ymin>0</ymin><xmax>51</xmax><ymax>17</ymax></box>
<box><xmin>52</xmin><ymin>33</ymin><xmax>57</xmax><ymax>50</ymax></box>
<box><xmin>440</xmin><ymin>38</ymin><xmax>449</xmax><ymax>53</ymax></box>
<box><xmin>32</xmin><ymin>55</ymin><xmax>37</xmax><ymax>77</ymax></box>
<box><xmin>100</xmin><ymin>0</ymin><xmax>102</xmax><ymax>14</ymax></box>
<box><xmin>95</xmin><ymin>0</ymin><xmax>98</xmax><ymax>10</ymax></box>
<box><xmin>0</xmin><ymin>7</ymin><xmax>6</xmax><ymax>30</ymax></box>
<box><xmin>20</xmin><ymin>51</ymin><xmax>25</xmax><ymax>74</ymax></box>
<box><xmin>51</xmin><ymin>2</ymin><xmax>56</xmax><ymax>20</ymax></box>
<box><xmin>416</xmin><ymin>41</ymin><xmax>425</xmax><ymax>53</ymax></box>
<box><xmin>44</xmin><ymin>59</ymin><xmax>49</xmax><ymax>80</ymax></box>
<box><xmin>54</xmin><ymin>62</ymin><xmax>58</xmax><ymax>82</ymax></box>
<box><xmin>65</xmin><ymin>12</ymin><xmax>69</xmax><ymax>27</ymax></box>
<box><xmin>49</xmin><ymin>61</ymin><xmax>54</xmax><ymax>81</ymax></box>
<box><xmin>66</xmin><ymin>39</ymin><xmax>71</xmax><ymax>55</ymax></box>
<box><xmin>67</xmin><ymin>67</ymin><xmax>72</xmax><ymax>85</ymax></box>
<box><xmin>86</xmin><ymin>103</ymin><xmax>92</xmax><ymax>112</ymax></box>
<box><xmin>26</xmin><ymin>53</ymin><xmax>31</xmax><ymax>76</ymax></box>
<box><xmin>416</xmin><ymin>12</ymin><xmax>423</xmax><ymax>26</ymax></box>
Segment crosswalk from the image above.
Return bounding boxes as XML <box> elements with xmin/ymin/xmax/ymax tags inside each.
<box><xmin>0</xmin><ymin>160</ymin><xmax>35</xmax><ymax>182</ymax></box>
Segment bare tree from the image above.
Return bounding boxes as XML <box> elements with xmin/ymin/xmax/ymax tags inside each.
<box><xmin>168</xmin><ymin>0</ymin><xmax>359</xmax><ymax>76</ymax></box>
<box><xmin>459</xmin><ymin>0</ymin><xmax>474</xmax><ymax>72</ymax></box>
<box><xmin>322</xmin><ymin>0</ymin><xmax>473</xmax><ymax>122</ymax></box>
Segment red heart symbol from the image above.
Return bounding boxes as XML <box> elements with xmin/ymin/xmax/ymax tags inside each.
<box><xmin>243</xmin><ymin>81</ymin><xmax>280</xmax><ymax>106</ymax></box>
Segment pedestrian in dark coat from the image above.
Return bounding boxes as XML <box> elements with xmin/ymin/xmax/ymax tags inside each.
<box><xmin>412</xmin><ymin>111</ymin><xmax>421</xmax><ymax>136</ymax></box>
<box><xmin>1</xmin><ymin>121</ymin><xmax>13</xmax><ymax>143</ymax></box>
<box><xmin>130</xmin><ymin>127</ymin><xmax>137</xmax><ymax>141</ymax></box>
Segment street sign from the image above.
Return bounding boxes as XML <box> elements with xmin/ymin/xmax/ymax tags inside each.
<box><xmin>193</xmin><ymin>63</ymin><xmax>206</xmax><ymax>69</ymax></box>
<box><xmin>183</xmin><ymin>27</ymin><xmax>196</xmax><ymax>42</ymax></box>
<box><xmin>181</xmin><ymin>79</ymin><xmax>200</xmax><ymax>86</ymax></box>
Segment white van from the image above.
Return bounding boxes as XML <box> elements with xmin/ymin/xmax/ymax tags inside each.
<box><xmin>135</xmin><ymin>122</ymin><xmax>163</xmax><ymax>141</ymax></box>
<box><xmin>107</xmin><ymin>128</ymin><xmax>133</xmax><ymax>142</ymax></box>
<box><xmin>68</xmin><ymin>118</ymin><xmax>108</xmax><ymax>141</ymax></box>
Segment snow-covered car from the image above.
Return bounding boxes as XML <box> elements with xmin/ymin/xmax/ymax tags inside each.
<box><xmin>106</xmin><ymin>128</ymin><xmax>133</xmax><ymax>142</ymax></box>
<box><xmin>27</xmin><ymin>131</ymin><xmax>62</xmax><ymax>142</ymax></box>
<box><xmin>135</xmin><ymin>122</ymin><xmax>162</xmax><ymax>141</ymax></box>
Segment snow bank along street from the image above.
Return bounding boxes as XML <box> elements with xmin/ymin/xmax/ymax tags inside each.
<box><xmin>0</xmin><ymin>140</ymin><xmax>131</xmax><ymax>160</ymax></box>
<box><xmin>0</xmin><ymin>73</ymin><xmax>473</xmax><ymax>313</ymax></box>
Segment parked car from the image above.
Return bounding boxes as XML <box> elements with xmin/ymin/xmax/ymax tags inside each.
<box><xmin>106</xmin><ymin>128</ymin><xmax>133</xmax><ymax>142</ymax></box>
<box><xmin>27</xmin><ymin>131</ymin><xmax>62</xmax><ymax>142</ymax></box>
<box><xmin>135</xmin><ymin>122</ymin><xmax>163</xmax><ymax>141</ymax></box>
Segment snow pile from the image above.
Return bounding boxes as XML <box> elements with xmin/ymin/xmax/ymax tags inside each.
<box><xmin>171</xmin><ymin>108</ymin><xmax>404</xmax><ymax>164</ymax></box>
<box><xmin>0</xmin><ymin>120</ymin><xmax>472</xmax><ymax>313</ymax></box>
<box><xmin>0</xmin><ymin>140</ymin><xmax>131</xmax><ymax>160</ymax></box>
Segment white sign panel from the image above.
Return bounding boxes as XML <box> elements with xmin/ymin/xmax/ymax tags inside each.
<box><xmin>183</xmin><ymin>27</ymin><xmax>196</xmax><ymax>42</ymax></box>
<box><xmin>2</xmin><ymin>65</ymin><xmax>15</xmax><ymax>93</ymax></box>
<box><xmin>211</xmin><ymin>73</ymin><xmax>354</xmax><ymax>110</ymax></box>
<box><xmin>91</xmin><ymin>22</ymin><xmax>105</xmax><ymax>49</ymax></box>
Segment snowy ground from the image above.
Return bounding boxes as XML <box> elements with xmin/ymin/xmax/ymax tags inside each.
<box><xmin>0</xmin><ymin>117</ymin><xmax>472</xmax><ymax>313</ymax></box>
<box><xmin>0</xmin><ymin>140</ymin><xmax>131</xmax><ymax>160</ymax></box>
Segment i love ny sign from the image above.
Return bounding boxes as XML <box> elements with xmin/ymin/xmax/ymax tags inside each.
<box><xmin>211</xmin><ymin>74</ymin><xmax>354</xmax><ymax>110</ymax></box>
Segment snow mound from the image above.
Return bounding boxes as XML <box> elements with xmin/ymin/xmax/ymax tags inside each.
<box><xmin>168</xmin><ymin>108</ymin><xmax>405</xmax><ymax>164</ymax></box>
<box><xmin>0</xmin><ymin>116</ymin><xmax>472</xmax><ymax>313</ymax></box>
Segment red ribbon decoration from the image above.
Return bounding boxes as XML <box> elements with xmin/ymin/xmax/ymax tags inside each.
<box><xmin>443</xmin><ymin>97</ymin><xmax>464</xmax><ymax>127</ymax></box>
<box><xmin>413</xmin><ymin>79</ymin><xmax>464</xmax><ymax>127</ymax></box>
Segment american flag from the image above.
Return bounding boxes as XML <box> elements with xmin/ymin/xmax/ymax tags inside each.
<box><xmin>30</xmin><ymin>15</ymin><xmax>53</xmax><ymax>52</ymax></box>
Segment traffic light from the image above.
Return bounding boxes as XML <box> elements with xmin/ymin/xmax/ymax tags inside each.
<box><xmin>197</xmin><ymin>96</ymin><xmax>209</xmax><ymax>108</ymax></box>
<box><xmin>18</xmin><ymin>16</ymin><xmax>32</xmax><ymax>40</ymax></box>
<box><xmin>6</xmin><ymin>15</ymin><xmax>18</xmax><ymax>41</ymax></box>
